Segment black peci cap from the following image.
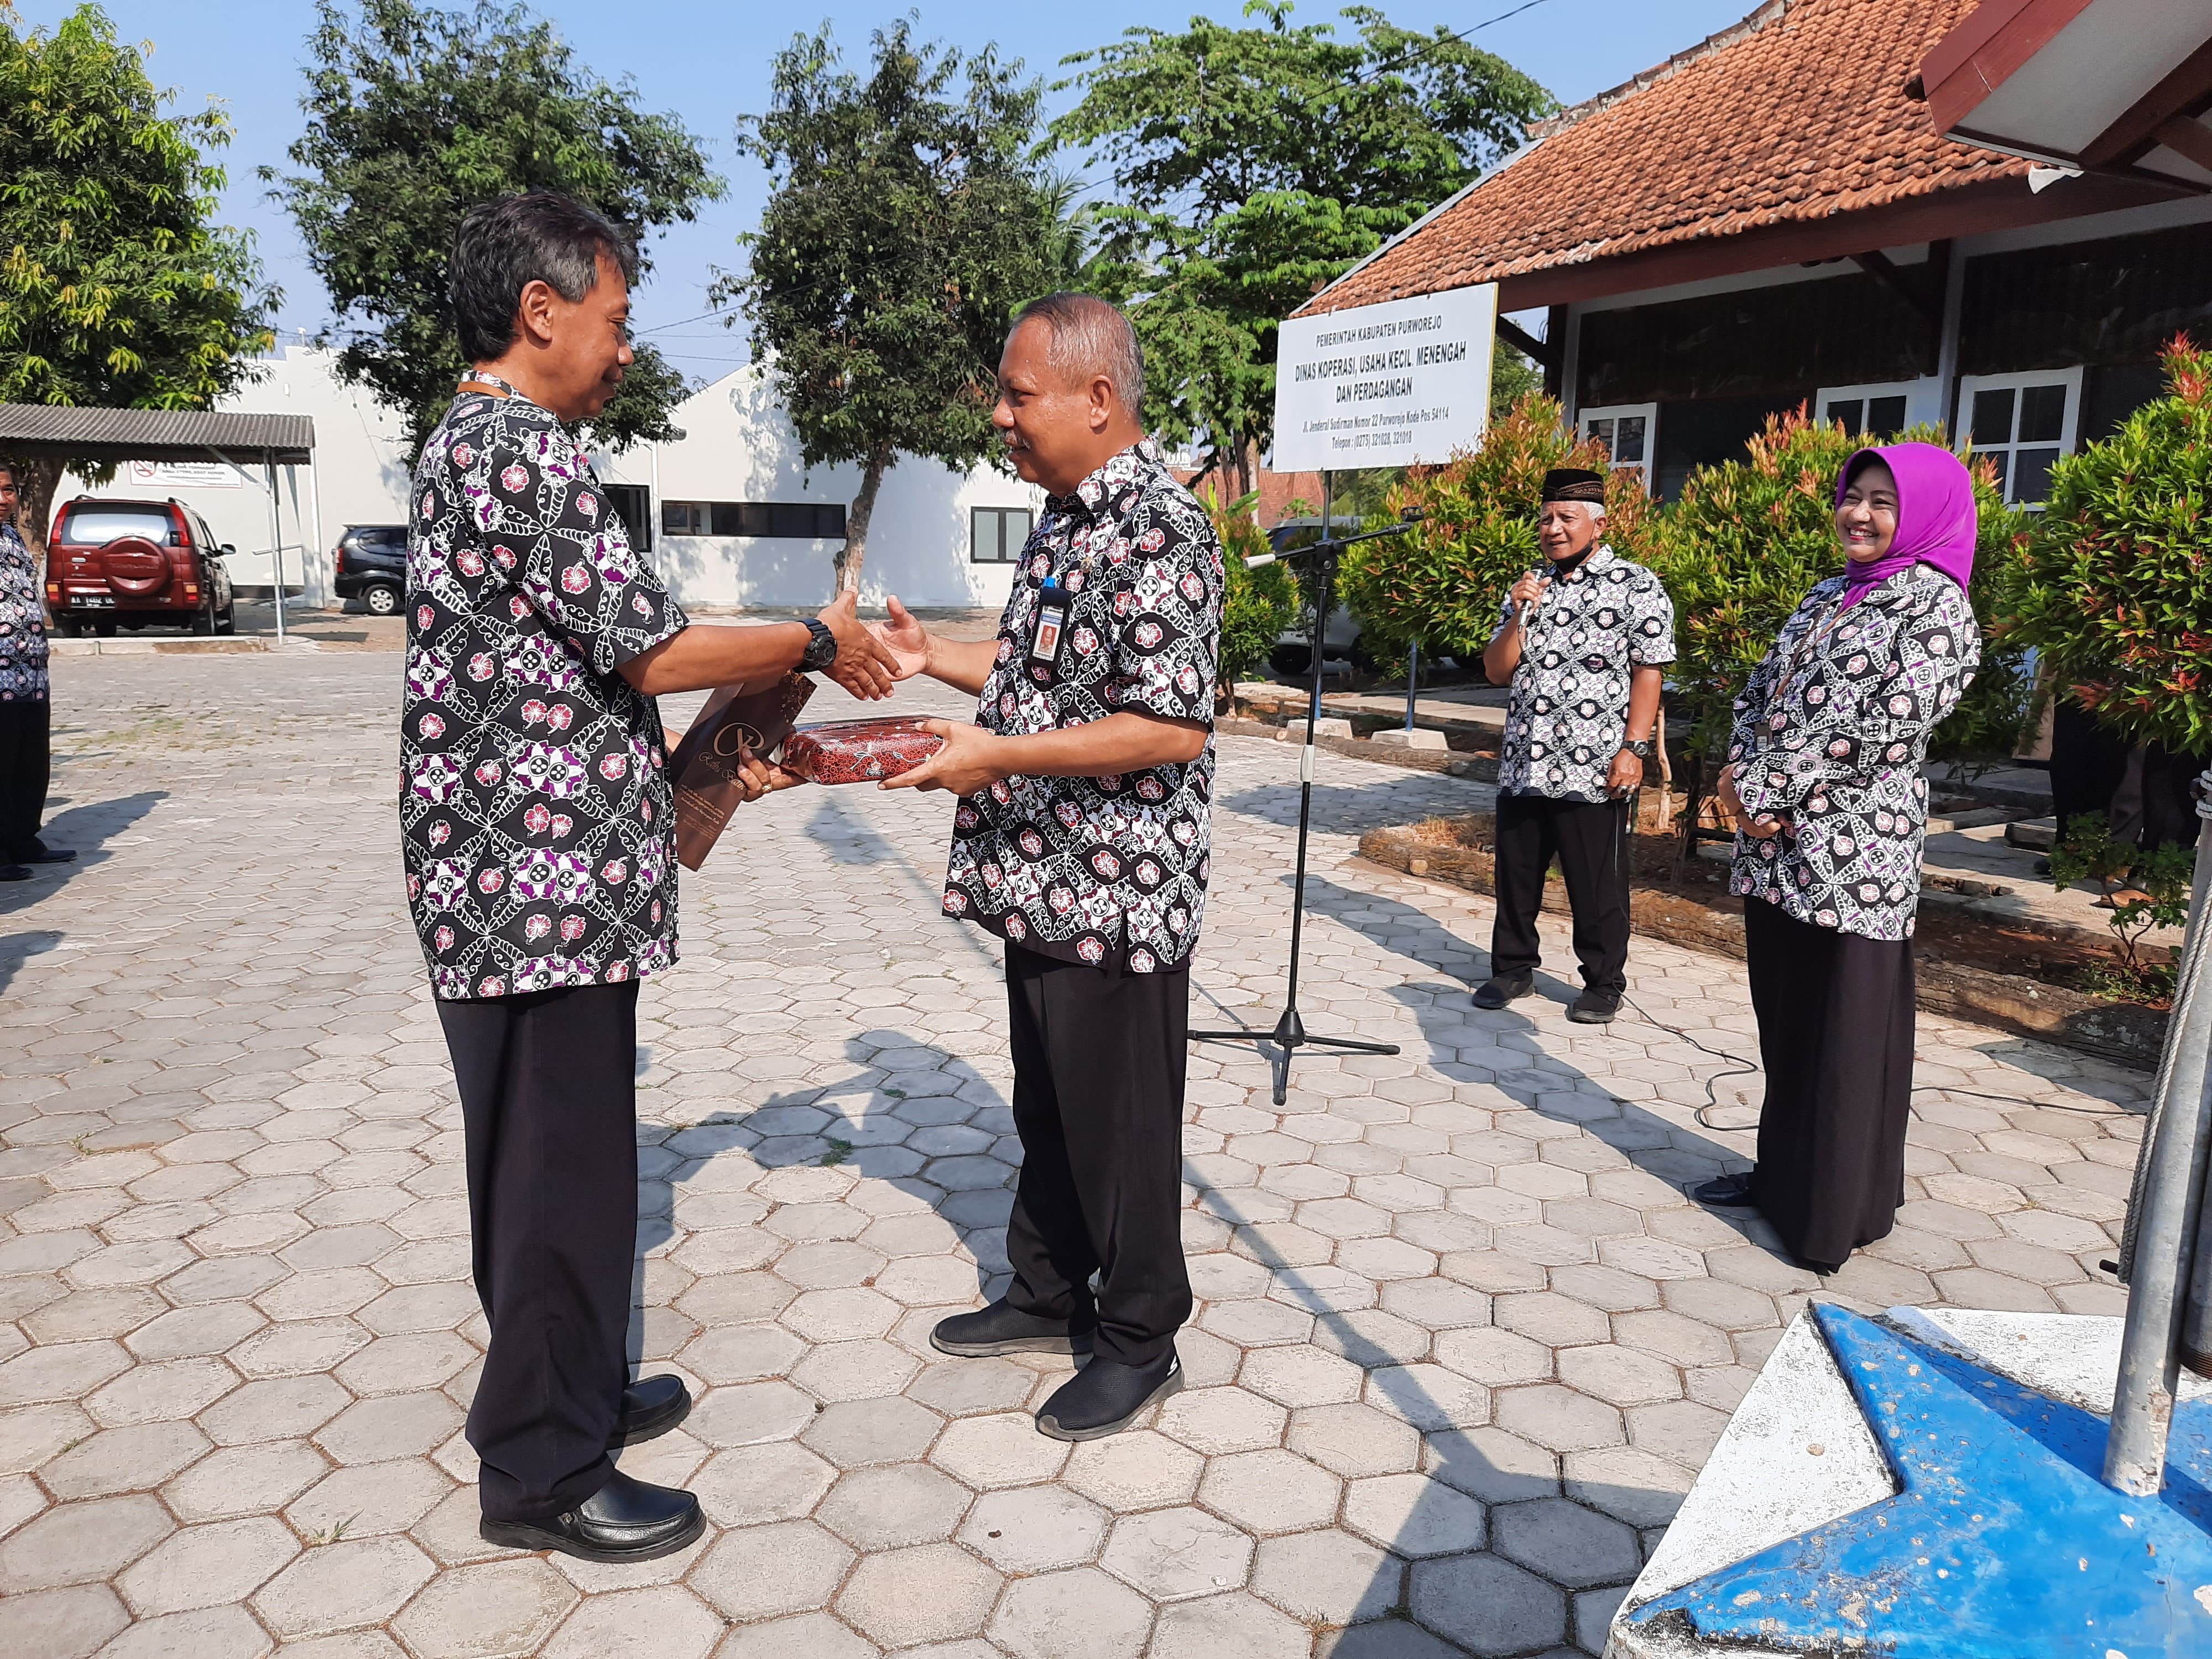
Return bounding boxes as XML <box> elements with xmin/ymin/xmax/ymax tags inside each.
<box><xmin>1540</xmin><ymin>468</ymin><xmax>1607</xmax><ymax>504</ymax></box>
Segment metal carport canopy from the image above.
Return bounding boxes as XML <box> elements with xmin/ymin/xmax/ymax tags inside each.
<box><xmin>0</xmin><ymin>403</ymin><xmax>314</xmax><ymax>465</ymax></box>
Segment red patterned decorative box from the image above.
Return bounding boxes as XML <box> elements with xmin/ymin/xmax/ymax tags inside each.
<box><xmin>781</xmin><ymin>718</ymin><xmax>945</xmax><ymax>785</ymax></box>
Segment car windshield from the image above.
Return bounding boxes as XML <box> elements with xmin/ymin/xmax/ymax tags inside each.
<box><xmin>353</xmin><ymin>526</ymin><xmax>406</xmax><ymax>549</ymax></box>
<box><xmin>57</xmin><ymin>505</ymin><xmax>176</xmax><ymax>545</ymax></box>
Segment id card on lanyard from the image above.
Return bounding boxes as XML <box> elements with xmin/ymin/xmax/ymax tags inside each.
<box><xmin>1028</xmin><ymin>577</ymin><xmax>1070</xmax><ymax>674</ymax></box>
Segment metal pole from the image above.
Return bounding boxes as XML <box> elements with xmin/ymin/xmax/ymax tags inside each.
<box><xmin>1406</xmin><ymin>640</ymin><xmax>1418</xmax><ymax>731</ymax></box>
<box><xmin>265</xmin><ymin>453</ymin><xmax>286</xmax><ymax>641</ymax></box>
<box><xmin>2104</xmin><ymin>813</ymin><xmax>2212</xmax><ymax>1493</ymax></box>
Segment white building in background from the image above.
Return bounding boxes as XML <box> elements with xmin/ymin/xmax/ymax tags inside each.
<box><xmin>58</xmin><ymin>345</ymin><xmax>1039</xmax><ymax>612</ymax></box>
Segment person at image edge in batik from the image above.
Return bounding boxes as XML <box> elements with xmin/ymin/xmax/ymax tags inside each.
<box><xmin>867</xmin><ymin>293</ymin><xmax>1219</xmax><ymax>1443</ymax></box>
<box><xmin>1697</xmin><ymin>443</ymin><xmax>1980</xmax><ymax>1275</ymax></box>
<box><xmin>400</xmin><ymin>190</ymin><xmax>897</xmax><ymax>1565</ymax></box>
<box><xmin>1473</xmin><ymin>468</ymin><xmax>1674</xmax><ymax>1025</ymax></box>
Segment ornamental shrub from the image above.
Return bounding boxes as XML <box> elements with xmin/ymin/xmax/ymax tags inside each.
<box><xmin>1656</xmin><ymin>407</ymin><xmax>2031</xmax><ymax>773</ymax></box>
<box><xmin>1337</xmin><ymin>394</ymin><xmax>1658</xmax><ymax>661</ymax></box>
<box><xmin>1199</xmin><ymin>483</ymin><xmax>1297</xmax><ymax>692</ymax></box>
<box><xmin>2008</xmin><ymin>335</ymin><xmax>2212</xmax><ymax>756</ymax></box>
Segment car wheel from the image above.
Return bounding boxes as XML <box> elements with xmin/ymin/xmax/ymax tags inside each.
<box><xmin>92</xmin><ymin>619</ymin><xmax>117</xmax><ymax>639</ymax></box>
<box><xmin>216</xmin><ymin>602</ymin><xmax>237</xmax><ymax>637</ymax></box>
<box><xmin>1270</xmin><ymin>643</ymin><xmax>1313</xmax><ymax>679</ymax></box>
<box><xmin>363</xmin><ymin>582</ymin><xmax>401</xmax><ymax>617</ymax></box>
<box><xmin>190</xmin><ymin>595</ymin><xmax>216</xmax><ymax>635</ymax></box>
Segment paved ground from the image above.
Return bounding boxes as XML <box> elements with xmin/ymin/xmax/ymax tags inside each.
<box><xmin>0</xmin><ymin>647</ymin><xmax>2147</xmax><ymax>1659</ymax></box>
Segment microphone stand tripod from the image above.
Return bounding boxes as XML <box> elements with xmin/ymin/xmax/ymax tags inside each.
<box><xmin>1192</xmin><ymin>477</ymin><xmax>1421</xmax><ymax>1105</ymax></box>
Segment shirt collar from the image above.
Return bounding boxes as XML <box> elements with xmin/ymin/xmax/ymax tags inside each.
<box><xmin>1046</xmin><ymin>439</ymin><xmax>1164</xmax><ymax>525</ymax></box>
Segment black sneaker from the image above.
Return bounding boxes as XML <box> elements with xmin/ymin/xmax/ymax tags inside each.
<box><xmin>1567</xmin><ymin>989</ymin><xmax>1621</xmax><ymax>1024</ymax></box>
<box><xmin>1692</xmin><ymin>1170</ymin><xmax>1757</xmax><ymax>1208</ymax></box>
<box><xmin>931</xmin><ymin>1300</ymin><xmax>1094</xmax><ymax>1358</ymax></box>
<box><xmin>610</xmin><ymin>1374</ymin><xmax>691</xmax><ymax>1448</ymax></box>
<box><xmin>1473</xmin><ymin>974</ymin><xmax>1533</xmax><ymax>1010</ymax></box>
<box><xmin>1035</xmin><ymin>1351</ymin><xmax>1184</xmax><ymax>1442</ymax></box>
<box><xmin>479</xmin><ymin>1469</ymin><xmax>703</xmax><ymax>1563</ymax></box>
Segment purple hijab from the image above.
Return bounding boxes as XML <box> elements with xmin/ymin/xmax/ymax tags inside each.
<box><xmin>1834</xmin><ymin>442</ymin><xmax>1977</xmax><ymax>609</ymax></box>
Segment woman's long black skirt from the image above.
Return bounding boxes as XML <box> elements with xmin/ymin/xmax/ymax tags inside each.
<box><xmin>1744</xmin><ymin>896</ymin><xmax>1916</xmax><ymax>1272</ymax></box>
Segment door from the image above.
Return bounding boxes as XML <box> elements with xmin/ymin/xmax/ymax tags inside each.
<box><xmin>603</xmin><ymin>484</ymin><xmax>653</xmax><ymax>554</ymax></box>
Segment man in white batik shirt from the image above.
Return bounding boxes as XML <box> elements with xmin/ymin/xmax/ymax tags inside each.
<box><xmin>1475</xmin><ymin>468</ymin><xmax>1674</xmax><ymax>1025</ymax></box>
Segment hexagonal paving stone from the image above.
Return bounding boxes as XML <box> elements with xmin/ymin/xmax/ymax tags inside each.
<box><xmin>0</xmin><ymin>1493</ymin><xmax>174</xmax><ymax>1591</ymax></box>
<box><xmin>932</xmin><ymin>1412</ymin><xmax>1071</xmax><ymax>1490</ymax></box>
<box><xmin>0</xmin><ymin>1583</ymin><xmax>129</xmax><ymax>1659</ymax></box>
<box><xmin>287</xmin><ymin>1458</ymin><xmax>452</xmax><ymax>1538</ymax></box>
<box><xmin>691</xmin><ymin>1520</ymin><xmax>854</xmax><ymax>1622</ymax></box>
<box><xmin>837</xmin><ymin>1540</ymin><xmax>1003</xmax><ymax>1647</ymax></box>
<box><xmin>1492</xmin><ymin>1383</ymin><xmax>1623</xmax><ymax>1453</ymax></box>
<box><xmin>957</xmin><ymin>1483</ymin><xmax>1111</xmax><ymax>1573</ymax></box>
<box><xmin>799</xmin><ymin>1395</ymin><xmax>942</xmax><ymax>1468</ymax></box>
<box><xmin>1100</xmin><ymin>1506</ymin><xmax>1254</xmax><ymax>1600</ymax></box>
<box><xmin>1155</xmin><ymin>1386</ymin><xmax>1288</xmax><ymax>1455</ymax></box>
<box><xmin>161</xmin><ymin>1440</ymin><xmax>330</xmax><ymax>1521</ymax></box>
<box><xmin>1342</xmin><ymin>1471</ymin><xmax>1486</xmax><ymax>1557</ymax></box>
<box><xmin>1410</xmin><ymin>1551</ymin><xmax>1567</xmax><ymax>1656</ymax></box>
<box><xmin>817</xmin><ymin>1463</ymin><xmax>972</xmax><ymax>1550</ymax></box>
<box><xmin>1150</xmin><ymin>1589</ymin><xmax>1317</xmax><ymax>1659</ymax></box>
<box><xmin>539</xmin><ymin>1584</ymin><xmax>725</xmax><ymax>1659</ymax></box>
<box><xmin>1251</xmin><ymin>1527</ymin><xmax>1401</xmax><ymax>1627</ymax></box>
<box><xmin>40</xmin><ymin>1420</ymin><xmax>210</xmax><ymax>1498</ymax></box>
<box><xmin>690</xmin><ymin>1441</ymin><xmax>838</xmax><ymax>1528</ymax></box>
<box><xmin>988</xmin><ymin>1565</ymin><xmax>1155</xmax><ymax>1659</ymax></box>
<box><xmin>1491</xmin><ymin>1495</ymin><xmax>1644</xmax><ymax>1588</ymax></box>
<box><xmin>251</xmin><ymin>1535</ymin><xmax>437</xmax><ymax>1638</ymax></box>
<box><xmin>116</xmin><ymin>1515</ymin><xmax>300</xmax><ymax>1615</ymax></box>
<box><xmin>1197</xmin><ymin>1447</ymin><xmax>1342</xmax><ymax>1536</ymax></box>
<box><xmin>389</xmin><ymin>1555</ymin><xmax>578</xmax><ymax>1658</ymax></box>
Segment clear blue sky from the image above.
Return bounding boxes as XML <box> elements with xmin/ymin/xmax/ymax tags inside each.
<box><xmin>17</xmin><ymin>0</ymin><xmax>1754</xmax><ymax>375</ymax></box>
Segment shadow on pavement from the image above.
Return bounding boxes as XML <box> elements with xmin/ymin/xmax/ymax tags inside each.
<box><xmin>0</xmin><ymin>789</ymin><xmax>166</xmax><ymax>914</ymax></box>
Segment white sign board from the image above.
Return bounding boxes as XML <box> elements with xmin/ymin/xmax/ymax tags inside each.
<box><xmin>1271</xmin><ymin>284</ymin><xmax>1498</xmax><ymax>473</ymax></box>
<box><xmin>127</xmin><ymin>459</ymin><xmax>243</xmax><ymax>490</ymax></box>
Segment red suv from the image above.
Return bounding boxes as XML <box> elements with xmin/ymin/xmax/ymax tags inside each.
<box><xmin>45</xmin><ymin>498</ymin><xmax>237</xmax><ymax>636</ymax></box>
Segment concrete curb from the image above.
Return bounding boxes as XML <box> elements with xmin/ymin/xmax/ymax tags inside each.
<box><xmin>49</xmin><ymin>637</ymin><xmax>323</xmax><ymax>656</ymax></box>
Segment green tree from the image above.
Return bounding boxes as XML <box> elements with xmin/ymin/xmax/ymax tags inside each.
<box><xmin>2009</xmin><ymin>335</ymin><xmax>2212</xmax><ymax>757</ymax></box>
<box><xmin>715</xmin><ymin>20</ymin><xmax>1060</xmax><ymax>594</ymax></box>
<box><xmin>1657</xmin><ymin>409</ymin><xmax>2032</xmax><ymax>779</ymax></box>
<box><xmin>1198</xmin><ymin>483</ymin><xmax>1297</xmax><ymax>690</ymax></box>
<box><xmin>1053</xmin><ymin>1</ymin><xmax>1551</xmax><ymax>492</ymax></box>
<box><xmin>269</xmin><ymin>0</ymin><xmax>722</xmax><ymax>454</ymax></box>
<box><xmin>0</xmin><ymin>3</ymin><xmax>274</xmax><ymax>547</ymax></box>
<box><xmin>1337</xmin><ymin>394</ymin><xmax>1658</xmax><ymax>662</ymax></box>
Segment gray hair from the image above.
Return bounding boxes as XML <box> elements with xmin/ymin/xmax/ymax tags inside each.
<box><xmin>1010</xmin><ymin>293</ymin><xmax>1145</xmax><ymax>412</ymax></box>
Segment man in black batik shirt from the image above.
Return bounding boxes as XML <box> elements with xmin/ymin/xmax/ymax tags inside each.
<box><xmin>873</xmin><ymin>294</ymin><xmax>1220</xmax><ymax>1442</ymax></box>
<box><xmin>1476</xmin><ymin>468</ymin><xmax>1674</xmax><ymax>1025</ymax></box>
<box><xmin>407</xmin><ymin>192</ymin><xmax>895</xmax><ymax>1565</ymax></box>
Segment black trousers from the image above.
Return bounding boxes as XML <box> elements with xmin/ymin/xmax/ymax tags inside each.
<box><xmin>0</xmin><ymin>697</ymin><xmax>52</xmax><ymax>862</ymax></box>
<box><xmin>1489</xmin><ymin>792</ymin><xmax>1631</xmax><ymax>995</ymax></box>
<box><xmin>1744</xmin><ymin>898</ymin><xmax>1916</xmax><ymax>1271</ymax></box>
<box><xmin>437</xmin><ymin>980</ymin><xmax>640</xmax><ymax>1522</ymax></box>
<box><xmin>1001</xmin><ymin>943</ymin><xmax>1193</xmax><ymax>1368</ymax></box>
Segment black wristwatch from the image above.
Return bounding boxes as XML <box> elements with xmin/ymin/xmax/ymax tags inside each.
<box><xmin>799</xmin><ymin>617</ymin><xmax>838</xmax><ymax>672</ymax></box>
<box><xmin>1620</xmin><ymin>737</ymin><xmax>1655</xmax><ymax>760</ymax></box>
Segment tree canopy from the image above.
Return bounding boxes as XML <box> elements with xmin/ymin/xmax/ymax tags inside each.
<box><xmin>1052</xmin><ymin>1</ymin><xmax>1552</xmax><ymax>490</ymax></box>
<box><xmin>0</xmin><ymin>3</ymin><xmax>274</xmax><ymax>543</ymax></box>
<box><xmin>269</xmin><ymin>0</ymin><xmax>722</xmax><ymax>453</ymax></box>
<box><xmin>717</xmin><ymin>19</ymin><xmax>1062</xmax><ymax>593</ymax></box>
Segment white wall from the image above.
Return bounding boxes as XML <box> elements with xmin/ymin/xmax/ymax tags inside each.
<box><xmin>59</xmin><ymin>348</ymin><xmax>1034</xmax><ymax>613</ymax></box>
<box><xmin>595</xmin><ymin>366</ymin><xmax>1042</xmax><ymax>611</ymax></box>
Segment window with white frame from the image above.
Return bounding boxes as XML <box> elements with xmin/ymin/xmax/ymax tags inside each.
<box><xmin>1958</xmin><ymin>367</ymin><xmax>2081</xmax><ymax>507</ymax></box>
<box><xmin>1577</xmin><ymin>404</ymin><xmax>1657</xmax><ymax>487</ymax></box>
<box><xmin>1816</xmin><ymin>381</ymin><xmax>1915</xmax><ymax>439</ymax></box>
<box><xmin>971</xmin><ymin>505</ymin><xmax>1035</xmax><ymax>563</ymax></box>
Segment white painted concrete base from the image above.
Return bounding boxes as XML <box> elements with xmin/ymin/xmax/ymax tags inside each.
<box><xmin>1604</xmin><ymin>1306</ymin><xmax>2212</xmax><ymax>1658</ymax></box>
<box><xmin>1369</xmin><ymin>727</ymin><xmax>1449</xmax><ymax>751</ymax></box>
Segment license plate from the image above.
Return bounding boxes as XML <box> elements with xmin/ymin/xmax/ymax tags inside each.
<box><xmin>77</xmin><ymin>596</ymin><xmax>115</xmax><ymax>608</ymax></box>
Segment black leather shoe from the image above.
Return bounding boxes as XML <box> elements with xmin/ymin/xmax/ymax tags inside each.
<box><xmin>611</xmin><ymin>1374</ymin><xmax>691</xmax><ymax>1448</ymax></box>
<box><xmin>1692</xmin><ymin>1170</ymin><xmax>1757</xmax><ymax>1208</ymax></box>
<box><xmin>20</xmin><ymin>845</ymin><xmax>74</xmax><ymax>864</ymax></box>
<box><xmin>479</xmin><ymin>1469</ymin><xmax>703</xmax><ymax>1563</ymax></box>
<box><xmin>932</xmin><ymin>1300</ymin><xmax>1094</xmax><ymax>1358</ymax></box>
<box><xmin>1567</xmin><ymin>989</ymin><xmax>1621</xmax><ymax>1024</ymax></box>
<box><xmin>0</xmin><ymin>864</ymin><xmax>27</xmax><ymax>883</ymax></box>
<box><xmin>1473</xmin><ymin>974</ymin><xmax>1533</xmax><ymax>1010</ymax></box>
<box><xmin>1036</xmin><ymin>1351</ymin><xmax>1183</xmax><ymax>1442</ymax></box>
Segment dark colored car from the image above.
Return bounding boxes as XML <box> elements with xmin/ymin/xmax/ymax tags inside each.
<box><xmin>332</xmin><ymin>524</ymin><xmax>408</xmax><ymax>615</ymax></box>
<box><xmin>45</xmin><ymin>498</ymin><xmax>236</xmax><ymax>636</ymax></box>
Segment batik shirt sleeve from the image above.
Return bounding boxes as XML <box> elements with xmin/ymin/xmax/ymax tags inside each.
<box><xmin>485</xmin><ymin>430</ymin><xmax>687</xmax><ymax>674</ymax></box>
<box><xmin>1109</xmin><ymin>495</ymin><xmax>1219</xmax><ymax>723</ymax></box>
<box><xmin>1734</xmin><ymin>580</ymin><xmax>1978</xmax><ymax>817</ymax></box>
<box><xmin>1627</xmin><ymin>568</ymin><xmax>1678</xmax><ymax>666</ymax></box>
<box><xmin>0</xmin><ymin>523</ymin><xmax>50</xmax><ymax>701</ymax></box>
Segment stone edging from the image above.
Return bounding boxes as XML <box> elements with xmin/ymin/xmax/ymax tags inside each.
<box><xmin>1358</xmin><ymin>822</ymin><xmax>2166</xmax><ymax>1071</ymax></box>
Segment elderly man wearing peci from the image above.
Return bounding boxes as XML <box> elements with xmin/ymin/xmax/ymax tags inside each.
<box><xmin>400</xmin><ymin>190</ymin><xmax>898</xmax><ymax>1564</ymax></box>
<box><xmin>869</xmin><ymin>293</ymin><xmax>1222</xmax><ymax>1441</ymax></box>
<box><xmin>1475</xmin><ymin>468</ymin><xmax>1675</xmax><ymax>1025</ymax></box>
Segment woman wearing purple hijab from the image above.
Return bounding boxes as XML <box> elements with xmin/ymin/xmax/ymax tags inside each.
<box><xmin>1695</xmin><ymin>443</ymin><xmax>1981</xmax><ymax>1273</ymax></box>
